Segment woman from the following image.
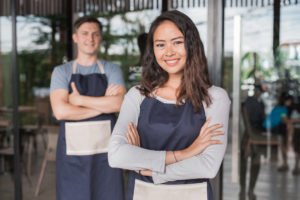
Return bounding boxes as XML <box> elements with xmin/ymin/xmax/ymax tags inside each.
<box><xmin>108</xmin><ymin>10</ymin><xmax>230</xmax><ymax>200</ymax></box>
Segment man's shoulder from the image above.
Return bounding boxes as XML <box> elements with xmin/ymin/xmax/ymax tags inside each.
<box><xmin>102</xmin><ymin>60</ymin><xmax>120</xmax><ymax>70</ymax></box>
<box><xmin>53</xmin><ymin>61</ymin><xmax>72</xmax><ymax>73</ymax></box>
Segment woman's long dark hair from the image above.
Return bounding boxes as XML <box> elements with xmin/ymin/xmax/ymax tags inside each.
<box><xmin>138</xmin><ymin>10</ymin><xmax>212</xmax><ymax>112</ymax></box>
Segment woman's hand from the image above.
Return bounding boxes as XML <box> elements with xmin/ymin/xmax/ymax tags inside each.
<box><xmin>126</xmin><ymin>122</ymin><xmax>140</xmax><ymax>146</ymax></box>
<box><xmin>127</xmin><ymin>123</ymin><xmax>152</xmax><ymax>176</ymax></box>
<box><xmin>135</xmin><ymin>169</ymin><xmax>152</xmax><ymax>177</ymax></box>
<box><xmin>175</xmin><ymin>117</ymin><xmax>224</xmax><ymax>162</ymax></box>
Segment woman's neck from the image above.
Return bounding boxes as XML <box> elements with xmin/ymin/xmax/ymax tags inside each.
<box><xmin>154</xmin><ymin>75</ymin><xmax>182</xmax><ymax>101</ymax></box>
<box><xmin>164</xmin><ymin>74</ymin><xmax>182</xmax><ymax>90</ymax></box>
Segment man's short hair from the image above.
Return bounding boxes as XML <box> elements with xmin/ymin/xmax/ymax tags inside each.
<box><xmin>73</xmin><ymin>16</ymin><xmax>102</xmax><ymax>33</ymax></box>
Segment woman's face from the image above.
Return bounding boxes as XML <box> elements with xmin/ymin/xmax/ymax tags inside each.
<box><xmin>153</xmin><ymin>20</ymin><xmax>187</xmax><ymax>77</ymax></box>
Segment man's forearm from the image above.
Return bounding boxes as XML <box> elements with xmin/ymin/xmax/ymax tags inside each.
<box><xmin>52</xmin><ymin>101</ymin><xmax>101</xmax><ymax>121</ymax></box>
<box><xmin>76</xmin><ymin>94</ymin><xmax>124</xmax><ymax>113</ymax></box>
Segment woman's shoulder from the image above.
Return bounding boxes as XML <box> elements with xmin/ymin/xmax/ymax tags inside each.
<box><xmin>207</xmin><ymin>85</ymin><xmax>230</xmax><ymax>102</ymax></box>
<box><xmin>126</xmin><ymin>85</ymin><xmax>145</xmax><ymax>103</ymax></box>
<box><xmin>204</xmin><ymin>86</ymin><xmax>231</xmax><ymax>111</ymax></box>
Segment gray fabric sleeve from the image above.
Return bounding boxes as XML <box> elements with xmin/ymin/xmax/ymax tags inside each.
<box><xmin>152</xmin><ymin>86</ymin><xmax>231</xmax><ymax>184</ymax></box>
<box><xmin>104</xmin><ymin>62</ymin><xmax>125</xmax><ymax>86</ymax></box>
<box><xmin>50</xmin><ymin>63</ymin><xmax>71</xmax><ymax>92</ymax></box>
<box><xmin>108</xmin><ymin>86</ymin><xmax>166</xmax><ymax>173</ymax></box>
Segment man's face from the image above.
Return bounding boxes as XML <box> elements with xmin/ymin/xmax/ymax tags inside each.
<box><xmin>73</xmin><ymin>22</ymin><xmax>101</xmax><ymax>56</ymax></box>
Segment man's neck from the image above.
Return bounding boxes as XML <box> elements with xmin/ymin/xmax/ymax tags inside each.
<box><xmin>76</xmin><ymin>54</ymin><xmax>98</xmax><ymax>66</ymax></box>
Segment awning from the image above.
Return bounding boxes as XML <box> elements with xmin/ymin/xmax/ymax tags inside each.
<box><xmin>0</xmin><ymin>0</ymin><xmax>299</xmax><ymax>17</ymax></box>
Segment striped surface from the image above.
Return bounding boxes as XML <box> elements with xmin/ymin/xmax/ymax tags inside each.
<box><xmin>0</xmin><ymin>0</ymin><xmax>299</xmax><ymax>16</ymax></box>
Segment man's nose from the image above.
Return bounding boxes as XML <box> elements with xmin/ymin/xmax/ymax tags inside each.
<box><xmin>87</xmin><ymin>34</ymin><xmax>94</xmax><ymax>41</ymax></box>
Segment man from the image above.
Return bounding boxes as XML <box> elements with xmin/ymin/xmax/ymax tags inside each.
<box><xmin>50</xmin><ymin>16</ymin><xmax>125</xmax><ymax>200</ymax></box>
<box><xmin>240</xmin><ymin>84</ymin><xmax>265</xmax><ymax>200</ymax></box>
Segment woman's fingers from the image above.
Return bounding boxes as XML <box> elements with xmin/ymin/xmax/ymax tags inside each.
<box><xmin>200</xmin><ymin>119</ymin><xmax>223</xmax><ymax>137</ymax></box>
<box><xmin>130</xmin><ymin>123</ymin><xmax>140</xmax><ymax>146</ymax></box>
<box><xmin>127</xmin><ymin>123</ymin><xmax>140</xmax><ymax>146</ymax></box>
<box><xmin>127</xmin><ymin>128</ymin><xmax>135</xmax><ymax>144</ymax></box>
<box><xmin>126</xmin><ymin>133</ymin><xmax>133</xmax><ymax>144</ymax></box>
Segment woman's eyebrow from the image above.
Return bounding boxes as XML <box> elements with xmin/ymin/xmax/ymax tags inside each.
<box><xmin>153</xmin><ymin>39</ymin><xmax>166</xmax><ymax>42</ymax></box>
<box><xmin>171</xmin><ymin>36</ymin><xmax>184</xmax><ymax>41</ymax></box>
<box><xmin>154</xmin><ymin>36</ymin><xmax>184</xmax><ymax>43</ymax></box>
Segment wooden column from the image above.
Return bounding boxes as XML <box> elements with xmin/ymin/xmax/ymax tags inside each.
<box><xmin>12</xmin><ymin>0</ymin><xmax>22</xmax><ymax>199</ymax></box>
<box><xmin>207</xmin><ymin>0</ymin><xmax>225</xmax><ymax>200</ymax></box>
<box><xmin>162</xmin><ymin>0</ymin><xmax>169</xmax><ymax>12</ymax></box>
<box><xmin>273</xmin><ymin>0</ymin><xmax>281</xmax><ymax>68</ymax></box>
<box><xmin>66</xmin><ymin>0</ymin><xmax>73</xmax><ymax>61</ymax></box>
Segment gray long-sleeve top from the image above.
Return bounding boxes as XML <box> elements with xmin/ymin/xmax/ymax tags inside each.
<box><xmin>108</xmin><ymin>85</ymin><xmax>231</xmax><ymax>184</ymax></box>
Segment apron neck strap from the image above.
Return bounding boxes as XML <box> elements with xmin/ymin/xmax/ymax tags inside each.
<box><xmin>72</xmin><ymin>60</ymin><xmax>105</xmax><ymax>74</ymax></box>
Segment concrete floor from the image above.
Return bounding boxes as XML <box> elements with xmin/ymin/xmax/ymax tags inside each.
<box><xmin>0</xmin><ymin>139</ymin><xmax>300</xmax><ymax>200</ymax></box>
<box><xmin>223</xmin><ymin>148</ymin><xmax>300</xmax><ymax>200</ymax></box>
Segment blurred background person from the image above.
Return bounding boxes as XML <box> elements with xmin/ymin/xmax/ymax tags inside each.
<box><xmin>240</xmin><ymin>84</ymin><xmax>266</xmax><ymax>200</ymax></box>
<box><xmin>263</xmin><ymin>93</ymin><xmax>293</xmax><ymax>172</ymax></box>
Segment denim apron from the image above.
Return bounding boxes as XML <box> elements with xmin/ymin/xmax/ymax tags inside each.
<box><xmin>127</xmin><ymin>97</ymin><xmax>212</xmax><ymax>200</ymax></box>
<box><xmin>56</xmin><ymin>61</ymin><xmax>124</xmax><ymax>200</ymax></box>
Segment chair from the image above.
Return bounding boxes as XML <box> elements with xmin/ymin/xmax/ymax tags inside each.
<box><xmin>0</xmin><ymin>119</ymin><xmax>13</xmax><ymax>174</ymax></box>
<box><xmin>21</xmin><ymin>111</ymin><xmax>44</xmax><ymax>182</ymax></box>
<box><xmin>241</xmin><ymin>104</ymin><xmax>280</xmax><ymax>159</ymax></box>
<box><xmin>240</xmin><ymin>104</ymin><xmax>280</xmax><ymax>200</ymax></box>
<box><xmin>34</xmin><ymin>125</ymin><xmax>59</xmax><ymax>196</ymax></box>
<box><xmin>0</xmin><ymin>147</ymin><xmax>14</xmax><ymax>174</ymax></box>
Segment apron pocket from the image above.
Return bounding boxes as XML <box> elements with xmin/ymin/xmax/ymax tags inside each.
<box><xmin>133</xmin><ymin>179</ymin><xmax>207</xmax><ymax>200</ymax></box>
<box><xmin>65</xmin><ymin>120</ymin><xmax>111</xmax><ymax>155</ymax></box>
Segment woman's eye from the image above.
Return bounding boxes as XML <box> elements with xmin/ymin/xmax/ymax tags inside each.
<box><xmin>174</xmin><ymin>41</ymin><xmax>184</xmax><ymax>46</ymax></box>
<box><xmin>156</xmin><ymin>43</ymin><xmax>165</xmax><ymax>48</ymax></box>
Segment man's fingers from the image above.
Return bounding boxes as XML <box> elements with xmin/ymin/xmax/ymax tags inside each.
<box><xmin>71</xmin><ymin>82</ymin><xmax>79</xmax><ymax>94</ymax></box>
<box><xmin>106</xmin><ymin>84</ymin><xmax>121</xmax><ymax>96</ymax></box>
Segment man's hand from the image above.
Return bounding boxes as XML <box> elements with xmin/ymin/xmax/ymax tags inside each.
<box><xmin>105</xmin><ymin>84</ymin><xmax>123</xmax><ymax>96</ymax></box>
<box><xmin>69</xmin><ymin>82</ymin><xmax>82</xmax><ymax>106</ymax></box>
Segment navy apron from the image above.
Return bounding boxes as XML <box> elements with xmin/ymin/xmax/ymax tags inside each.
<box><xmin>56</xmin><ymin>61</ymin><xmax>124</xmax><ymax>200</ymax></box>
<box><xmin>127</xmin><ymin>97</ymin><xmax>212</xmax><ymax>200</ymax></box>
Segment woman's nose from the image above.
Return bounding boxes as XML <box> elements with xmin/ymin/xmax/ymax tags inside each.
<box><xmin>165</xmin><ymin>44</ymin><xmax>175</xmax><ymax>56</ymax></box>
